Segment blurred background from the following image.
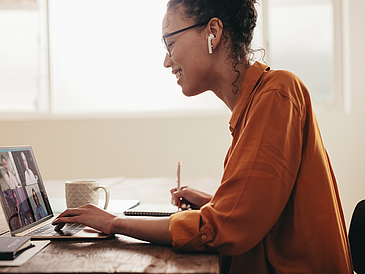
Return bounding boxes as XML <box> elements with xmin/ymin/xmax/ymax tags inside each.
<box><xmin>0</xmin><ymin>0</ymin><xmax>363</xmax><ymax>228</ymax></box>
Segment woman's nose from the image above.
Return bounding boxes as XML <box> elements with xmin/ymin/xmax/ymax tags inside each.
<box><xmin>163</xmin><ymin>53</ymin><xmax>172</xmax><ymax>68</ymax></box>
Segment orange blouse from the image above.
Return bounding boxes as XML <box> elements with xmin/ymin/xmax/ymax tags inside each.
<box><xmin>169</xmin><ymin>62</ymin><xmax>353</xmax><ymax>273</ymax></box>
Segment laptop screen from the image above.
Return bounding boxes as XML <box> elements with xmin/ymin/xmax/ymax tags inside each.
<box><xmin>0</xmin><ymin>146</ymin><xmax>53</xmax><ymax>235</ymax></box>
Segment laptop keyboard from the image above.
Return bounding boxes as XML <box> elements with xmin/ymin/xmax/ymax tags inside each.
<box><xmin>25</xmin><ymin>222</ymin><xmax>85</xmax><ymax>237</ymax></box>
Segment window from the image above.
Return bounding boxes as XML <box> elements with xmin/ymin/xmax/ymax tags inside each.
<box><xmin>49</xmin><ymin>0</ymin><xmax>226</xmax><ymax>114</ymax></box>
<box><xmin>270</xmin><ymin>0</ymin><xmax>334</xmax><ymax>104</ymax></box>
<box><xmin>0</xmin><ymin>0</ymin><xmax>348</xmax><ymax>115</ymax></box>
<box><xmin>254</xmin><ymin>0</ymin><xmax>349</xmax><ymax>111</ymax></box>
<box><xmin>0</xmin><ymin>0</ymin><xmax>48</xmax><ymax>112</ymax></box>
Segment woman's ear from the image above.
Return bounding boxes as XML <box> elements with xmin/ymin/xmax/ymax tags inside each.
<box><xmin>206</xmin><ymin>18</ymin><xmax>223</xmax><ymax>52</ymax></box>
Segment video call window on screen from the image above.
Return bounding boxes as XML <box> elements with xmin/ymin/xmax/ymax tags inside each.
<box><xmin>0</xmin><ymin>149</ymin><xmax>51</xmax><ymax>231</ymax></box>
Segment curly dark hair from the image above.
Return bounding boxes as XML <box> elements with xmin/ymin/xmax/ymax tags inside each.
<box><xmin>166</xmin><ymin>0</ymin><xmax>258</xmax><ymax>94</ymax></box>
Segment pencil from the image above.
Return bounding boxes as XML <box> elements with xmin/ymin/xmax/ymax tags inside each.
<box><xmin>177</xmin><ymin>161</ymin><xmax>181</xmax><ymax>190</ymax></box>
<box><xmin>177</xmin><ymin>161</ymin><xmax>181</xmax><ymax>209</ymax></box>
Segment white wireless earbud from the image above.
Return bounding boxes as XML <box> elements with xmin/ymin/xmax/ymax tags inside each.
<box><xmin>208</xmin><ymin>34</ymin><xmax>214</xmax><ymax>54</ymax></box>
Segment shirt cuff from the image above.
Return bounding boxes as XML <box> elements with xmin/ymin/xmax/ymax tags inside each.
<box><xmin>169</xmin><ymin>210</ymin><xmax>211</xmax><ymax>252</ymax></box>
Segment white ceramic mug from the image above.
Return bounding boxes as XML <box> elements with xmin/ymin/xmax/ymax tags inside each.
<box><xmin>65</xmin><ymin>180</ymin><xmax>109</xmax><ymax>209</ymax></box>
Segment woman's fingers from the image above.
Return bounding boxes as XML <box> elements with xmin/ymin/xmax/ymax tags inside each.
<box><xmin>170</xmin><ymin>185</ymin><xmax>188</xmax><ymax>194</ymax></box>
<box><xmin>170</xmin><ymin>186</ymin><xmax>188</xmax><ymax>206</ymax></box>
<box><xmin>52</xmin><ymin>204</ymin><xmax>117</xmax><ymax>234</ymax></box>
<box><xmin>170</xmin><ymin>186</ymin><xmax>213</xmax><ymax>209</ymax></box>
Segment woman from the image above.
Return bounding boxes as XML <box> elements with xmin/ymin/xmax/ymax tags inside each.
<box><xmin>53</xmin><ymin>0</ymin><xmax>353</xmax><ymax>273</ymax></box>
<box><xmin>32</xmin><ymin>188</ymin><xmax>47</xmax><ymax>220</ymax></box>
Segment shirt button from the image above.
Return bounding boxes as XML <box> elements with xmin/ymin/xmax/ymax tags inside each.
<box><xmin>201</xmin><ymin>234</ymin><xmax>207</xmax><ymax>241</ymax></box>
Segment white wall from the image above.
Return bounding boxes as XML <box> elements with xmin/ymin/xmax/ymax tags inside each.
<box><xmin>0</xmin><ymin>0</ymin><xmax>363</xmax><ymax>228</ymax></box>
<box><xmin>0</xmin><ymin>113</ymin><xmax>231</xmax><ymax>180</ymax></box>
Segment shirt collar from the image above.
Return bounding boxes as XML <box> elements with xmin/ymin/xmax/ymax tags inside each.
<box><xmin>229</xmin><ymin>62</ymin><xmax>270</xmax><ymax>134</ymax></box>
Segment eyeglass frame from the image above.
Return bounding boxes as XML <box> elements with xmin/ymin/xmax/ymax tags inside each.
<box><xmin>162</xmin><ymin>21</ymin><xmax>210</xmax><ymax>57</ymax></box>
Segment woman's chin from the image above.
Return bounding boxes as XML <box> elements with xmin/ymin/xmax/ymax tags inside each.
<box><xmin>183</xmin><ymin>90</ymin><xmax>206</xmax><ymax>98</ymax></box>
<box><xmin>181</xmin><ymin>85</ymin><xmax>205</xmax><ymax>97</ymax></box>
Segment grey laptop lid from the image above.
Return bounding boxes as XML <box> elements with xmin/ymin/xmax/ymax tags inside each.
<box><xmin>0</xmin><ymin>145</ymin><xmax>111</xmax><ymax>239</ymax></box>
<box><xmin>0</xmin><ymin>146</ymin><xmax>54</xmax><ymax>236</ymax></box>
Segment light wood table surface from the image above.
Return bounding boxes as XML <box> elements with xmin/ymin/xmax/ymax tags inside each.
<box><xmin>0</xmin><ymin>177</ymin><xmax>220</xmax><ymax>274</ymax></box>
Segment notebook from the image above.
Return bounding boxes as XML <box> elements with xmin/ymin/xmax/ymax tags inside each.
<box><xmin>0</xmin><ymin>145</ymin><xmax>111</xmax><ymax>239</ymax></box>
<box><xmin>124</xmin><ymin>203</ymin><xmax>178</xmax><ymax>216</ymax></box>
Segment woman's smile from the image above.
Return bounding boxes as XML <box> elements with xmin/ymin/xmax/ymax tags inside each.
<box><xmin>173</xmin><ymin>69</ymin><xmax>182</xmax><ymax>80</ymax></box>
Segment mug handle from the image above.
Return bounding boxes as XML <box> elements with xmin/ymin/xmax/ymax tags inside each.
<box><xmin>95</xmin><ymin>185</ymin><xmax>110</xmax><ymax>210</ymax></box>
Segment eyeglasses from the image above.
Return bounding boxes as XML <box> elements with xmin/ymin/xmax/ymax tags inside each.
<box><xmin>162</xmin><ymin>21</ymin><xmax>208</xmax><ymax>57</ymax></box>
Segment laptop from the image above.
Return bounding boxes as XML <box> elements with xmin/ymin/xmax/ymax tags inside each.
<box><xmin>0</xmin><ymin>145</ymin><xmax>111</xmax><ymax>239</ymax></box>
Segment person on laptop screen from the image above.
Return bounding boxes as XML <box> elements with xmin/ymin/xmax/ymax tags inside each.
<box><xmin>32</xmin><ymin>188</ymin><xmax>47</xmax><ymax>220</ymax></box>
<box><xmin>52</xmin><ymin>0</ymin><xmax>353</xmax><ymax>273</ymax></box>
<box><xmin>1</xmin><ymin>155</ymin><xmax>21</xmax><ymax>190</ymax></box>
<box><xmin>5</xmin><ymin>190</ymin><xmax>27</xmax><ymax>230</ymax></box>
<box><xmin>21</xmin><ymin>152</ymin><xmax>38</xmax><ymax>186</ymax></box>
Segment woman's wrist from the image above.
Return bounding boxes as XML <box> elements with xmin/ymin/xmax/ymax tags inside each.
<box><xmin>109</xmin><ymin>216</ymin><xmax>123</xmax><ymax>235</ymax></box>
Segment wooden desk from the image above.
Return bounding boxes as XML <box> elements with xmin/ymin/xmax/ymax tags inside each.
<box><xmin>0</xmin><ymin>177</ymin><xmax>220</xmax><ymax>274</ymax></box>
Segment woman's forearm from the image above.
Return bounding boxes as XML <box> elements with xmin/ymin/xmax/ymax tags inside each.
<box><xmin>110</xmin><ymin>216</ymin><xmax>172</xmax><ymax>246</ymax></box>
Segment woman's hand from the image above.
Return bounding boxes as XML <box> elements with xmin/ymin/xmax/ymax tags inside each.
<box><xmin>52</xmin><ymin>204</ymin><xmax>118</xmax><ymax>235</ymax></box>
<box><xmin>170</xmin><ymin>186</ymin><xmax>212</xmax><ymax>210</ymax></box>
